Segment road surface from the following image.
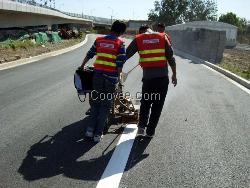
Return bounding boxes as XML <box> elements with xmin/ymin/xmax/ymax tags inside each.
<box><xmin>0</xmin><ymin>34</ymin><xmax>249</xmax><ymax>188</ymax></box>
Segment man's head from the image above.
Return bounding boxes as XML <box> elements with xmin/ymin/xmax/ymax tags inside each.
<box><xmin>157</xmin><ymin>23</ymin><xmax>166</xmax><ymax>33</ymax></box>
<box><xmin>111</xmin><ymin>20</ymin><xmax>127</xmax><ymax>36</ymax></box>
<box><xmin>139</xmin><ymin>24</ymin><xmax>150</xmax><ymax>34</ymax></box>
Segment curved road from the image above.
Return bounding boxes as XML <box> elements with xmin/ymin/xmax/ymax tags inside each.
<box><xmin>0</xmin><ymin>34</ymin><xmax>249</xmax><ymax>188</ymax></box>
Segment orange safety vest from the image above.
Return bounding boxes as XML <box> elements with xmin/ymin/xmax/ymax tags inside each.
<box><xmin>135</xmin><ymin>33</ymin><xmax>167</xmax><ymax>68</ymax></box>
<box><xmin>94</xmin><ymin>36</ymin><xmax>123</xmax><ymax>73</ymax></box>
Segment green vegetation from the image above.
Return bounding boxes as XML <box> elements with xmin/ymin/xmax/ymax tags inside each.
<box><xmin>218</xmin><ymin>12</ymin><xmax>250</xmax><ymax>44</ymax></box>
<box><xmin>0</xmin><ymin>31</ymin><xmax>86</xmax><ymax>52</ymax></box>
<box><xmin>0</xmin><ymin>39</ymin><xmax>36</xmax><ymax>50</ymax></box>
<box><xmin>219</xmin><ymin>12</ymin><xmax>247</xmax><ymax>31</ymax></box>
<box><xmin>148</xmin><ymin>0</ymin><xmax>217</xmax><ymax>26</ymax></box>
<box><xmin>77</xmin><ymin>31</ymin><xmax>86</xmax><ymax>39</ymax></box>
<box><xmin>219</xmin><ymin>62</ymin><xmax>250</xmax><ymax>80</ymax></box>
<box><xmin>219</xmin><ymin>49</ymin><xmax>250</xmax><ymax>80</ymax></box>
<box><xmin>0</xmin><ymin>32</ymin><xmax>87</xmax><ymax>63</ymax></box>
<box><xmin>148</xmin><ymin>1</ymin><xmax>250</xmax><ymax>44</ymax></box>
<box><xmin>85</xmin><ymin>29</ymin><xmax>97</xmax><ymax>34</ymax></box>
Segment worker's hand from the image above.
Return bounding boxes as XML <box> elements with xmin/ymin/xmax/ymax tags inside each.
<box><xmin>116</xmin><ymin>84</ymin><xmax>122</xmax><ymax>93</ymax></box>
<box><xmin>172</xmin><ymin>75</ymin><xmax>177</xmax><ymax>87</ymax></box>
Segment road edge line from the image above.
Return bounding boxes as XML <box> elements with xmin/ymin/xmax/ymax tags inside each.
<box><xmin>174</xmin><ymin>49</ymin><xmax>250</xmax><ymax>91</ymax></box>
<box><xmin>0</xmin><ymin>34</ymin><xmax>90</xmax><ymax>71</ymax></box>
<box><xmin>96</xmin><ymin>124</ymin><xmax>138</xmax><ymax>188</ymax></box>
<box><xmin>201</xmin><ymin>64</ymin><xmax>250</xmax><ymax>95</ymax></box>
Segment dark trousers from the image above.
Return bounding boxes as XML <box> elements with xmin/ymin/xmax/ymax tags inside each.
<box><xmin>138</xmin><ymin>77</ymin><xmax>169</xmax><ymax>130</ymax></box>
<box><xmin>87</xmin><ymin>73</ymin><xmax>116</xmax><ymax>135</ymax></box>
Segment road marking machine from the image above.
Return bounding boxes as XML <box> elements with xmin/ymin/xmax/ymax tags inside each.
<box><xmin>74</xmin><ymin>66</ymin><xmax>139</xmax><ymax>133</ymax></box>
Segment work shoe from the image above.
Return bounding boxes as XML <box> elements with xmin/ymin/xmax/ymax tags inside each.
<box><xmin>85</xmin><ymin>130</ymin><xmax>94</xmax><ymax>138</ymax></box>
<box><xmin>145</xmin><ymin>128</ymin><xmax>155</xmax><ymax>138</ymax></box>
<box><xmin>93</xmin><ymin>135</ymin><xmax>103</xmax><ymax>143</ymax></box>
<box><xmin>137</xmin><ymin>127</ymin><xmax>145</xmax><ymax>136</ymax></box>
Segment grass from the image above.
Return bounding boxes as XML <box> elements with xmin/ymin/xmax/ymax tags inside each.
<box><xmin>1</xmin><ymin>39</ymin><xmax>36</xmax><ymax>50</ymax></box>
<box><xmin>219</xmin><ymin>61</ymin><xmax>250</xmax><ymax>80</ymax></box>
<box><xmin>218</xmin><ymin>48</ymin><xmax>250</xmax><ymax>80</ymax></box>
<box><xmin>0</xmin><ymin>33</ymin><xmax>87</xmax><ymax>63</ymax></box>
<box><xmin>0</xmin><ymin>32</ymin><xmax>86</xmax><ymax>50</ymax></box>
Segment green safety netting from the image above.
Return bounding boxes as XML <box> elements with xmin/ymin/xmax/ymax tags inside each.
<box><xmin>51</xmin><ymin>32</ymin><xmax>62</xmax><ymax>43</ymax></box>
<box><xmin>33</xmin><ymin>32</ymin><xmax>49</xmax><ymax>44</ymax></box>
<box><xmin>32</xmin><ymin>32</ymin><xmax>61</xmax><ymax>44</ymax></box>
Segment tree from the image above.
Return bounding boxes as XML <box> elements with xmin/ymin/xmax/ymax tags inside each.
<box><xmin>148</xmin><ymin>0</ymin><xmax>188</xmax><ymax>26</ymax></box>
<box><xmin>219</xmin><ymin>12</ymin><xmax>240</xmax><ymax>27</ymax></box>
<box><xmin>219</xmin><ymin>12</ymin><xmax>247</xmax><ymax>31</ymax></box>
<box><xmin>148</xmin><ymin>0</ymin><xmax>217</xmax><ymax>26</ymax></box>
<box><xmin>184</xmin><ymin>0</ymin><xmax>217</xmax><ymax>22</ymax></box>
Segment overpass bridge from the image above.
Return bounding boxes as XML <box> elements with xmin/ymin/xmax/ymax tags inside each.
<box><xmin>0</xmin><ymin>0</ymin><xmax>112</xmax><ymax>29</ymax></box>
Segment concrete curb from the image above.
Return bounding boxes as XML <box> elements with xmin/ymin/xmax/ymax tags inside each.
<box><xmin>0</xmin><ymin>34</ymin><xmax>90</xmax><ymax>71</ymax></box>
<box><xmin>174</xmin><ymin>49</ymin><xmax>250</xmax><ymax>90</ymax></box>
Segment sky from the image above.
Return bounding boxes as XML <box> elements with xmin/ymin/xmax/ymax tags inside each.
<box><xmin>55</xmin><ymin>0</ymin><xmax>250</xmax><ymax>21</ymax></box>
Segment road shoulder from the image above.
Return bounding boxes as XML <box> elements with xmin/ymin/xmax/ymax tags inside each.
<box><xmin>174</xmin><ymin>49</ymin><xmax>250</xmax><ymax>90</ymax></box>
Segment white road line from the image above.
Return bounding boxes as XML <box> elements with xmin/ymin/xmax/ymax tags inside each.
<box><xmin>201</xmin><ymin>64</ymin><xmax>250</xmax><ymax>95</ymax></box>
<box><xmin>96</xmin><ymin>124</ymin><xmax>138</xmax><ymax>188</ymax></box>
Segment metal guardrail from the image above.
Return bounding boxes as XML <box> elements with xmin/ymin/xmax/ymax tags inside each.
<box><xmin>9</xmin><ymin>0</ymin><xmax>57</xmax><ymax>10</ymax></box>
<box><xmin>7</xmin><ymin>0</ymin><xmax>112</xmax><ymax>25</ymax></box>
<box><xmin>62</xmin><ymin>12</ymin><xmax>112</xmax><ymax>25</ymax></box>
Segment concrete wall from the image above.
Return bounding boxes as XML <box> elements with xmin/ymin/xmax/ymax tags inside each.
<box><xmin>0</xmin><ymin>0</ymin><xmax>93</xmax><ymax>28</ymax></box>
<box><xmin>167</xmin><ymin>21</ymin><xmax>237</xmax><ymax>48</ymax></box>
<box><xmin>168</xmin><ymin>28</ymin><xmax>226</xmax><ymax>63</ymax></box>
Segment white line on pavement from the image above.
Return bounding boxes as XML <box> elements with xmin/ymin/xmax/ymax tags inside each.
<box><xmin>201</xmin><ymin>64</ymin><xmax>250</xmax><ymax>95</ymax></box>
<box><xmin>96</xmin><ymin>124</ymin><xmax>138</xmax><ymax>188</ymax></box>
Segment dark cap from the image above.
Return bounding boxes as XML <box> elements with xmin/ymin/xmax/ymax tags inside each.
<box><xmin>139</xmin><ymin>24</ymin><xmax>150</xmax><ymax>34</ymax></box>
<box><xmin>111</xmin><ymin>20</ymin><xmax>127</xmax><ymax>35</ymax></box>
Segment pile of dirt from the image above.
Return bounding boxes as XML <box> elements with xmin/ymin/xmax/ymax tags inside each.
<box><xmin>219</xmin><ymin>47</ymin><xmax>250</xmax><ymax>80</ymax></box>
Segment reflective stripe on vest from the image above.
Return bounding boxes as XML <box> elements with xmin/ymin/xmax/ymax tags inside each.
<box><xmin>139</xmin><ymin>49</ymin><xmax>165</xmax><ymax>55</ymax></box>
<box><xmin>136</xmin><ymin>33</ymin><xmax>167</xmax><ymax>68</ymax></box>
<box><xmin>96</xmin><ymin>53</ymin><xmax>116</xmax><ymax>59</ymax></box>
<box><xmin>95</xmin><ymin>60</ymin><xmax>116</xmax><ymax>67</ymax></box>
<box><xmin>94</xmin><ymin>37</ymin><xmax>122</xmax><ymax>73</ymax></box>
<box><xmin>139</xmin><ymin>56</ymin><xmax>166</xmax><ymax>62</ymax></box>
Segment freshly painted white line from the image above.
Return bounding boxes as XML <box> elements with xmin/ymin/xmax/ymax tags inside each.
<box><xmin>201</xmin><ymin>64</ymin><xmax>250</xmax><ymax>95</ymax></box>
<box><xmin>96</xmin><ymin>124</ymin><xmax>138</xmax><ymax>188</ymax></box>
<box><xmin>0</xmin><ymin>34</ymin><xmax>90</xmax><ymax>71</ymax></box>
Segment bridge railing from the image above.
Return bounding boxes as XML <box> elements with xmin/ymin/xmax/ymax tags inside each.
<box><xmin>62</xmin><ymin>12</ymin><xmax>112</xmax><ymax>25</ymax></box>
<box><xmin>6</xmin><ymin>0</ymin><xmax>112</xmax><ymax>25</ymax></box>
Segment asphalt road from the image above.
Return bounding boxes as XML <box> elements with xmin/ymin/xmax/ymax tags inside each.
<box><xmin>0</xmin><ymin>34</ymin><xmax>249</xmax><ymax>188</ymax></box>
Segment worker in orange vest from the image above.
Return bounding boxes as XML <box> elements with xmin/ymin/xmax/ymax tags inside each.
<box><xmin>81</xmin><ymin>20</ymin><xmax>127</xmax><ymax>142</ymax></box>
<box><xmin>126</xmin><ymin>25</ymin><xmax>177</xmax><ymax>137</ymax></box>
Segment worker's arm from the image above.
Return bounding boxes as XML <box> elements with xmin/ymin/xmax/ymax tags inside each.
<box><xmin>165</xmin><ymin>37</ymin><xmax>177</xmax><ymax>87</ymax></box>
<box><xmin>165</xmin><ymin>33</ymin><xmax>172</xmax><ymax>45</ymax></box>
<box><xmin>116</xmin><ymin>42</ymin><xmax>126</xmax><ymax>84</ymax></box>
<box><xmin>126</xmin><ymin>39</ymin><xmax>138</xmax><ymax>60</ymax></box>
<box><xmin>81</xmin><ymin>41</ymin><xmax>97</xmax><ymax>68</ymax></box>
